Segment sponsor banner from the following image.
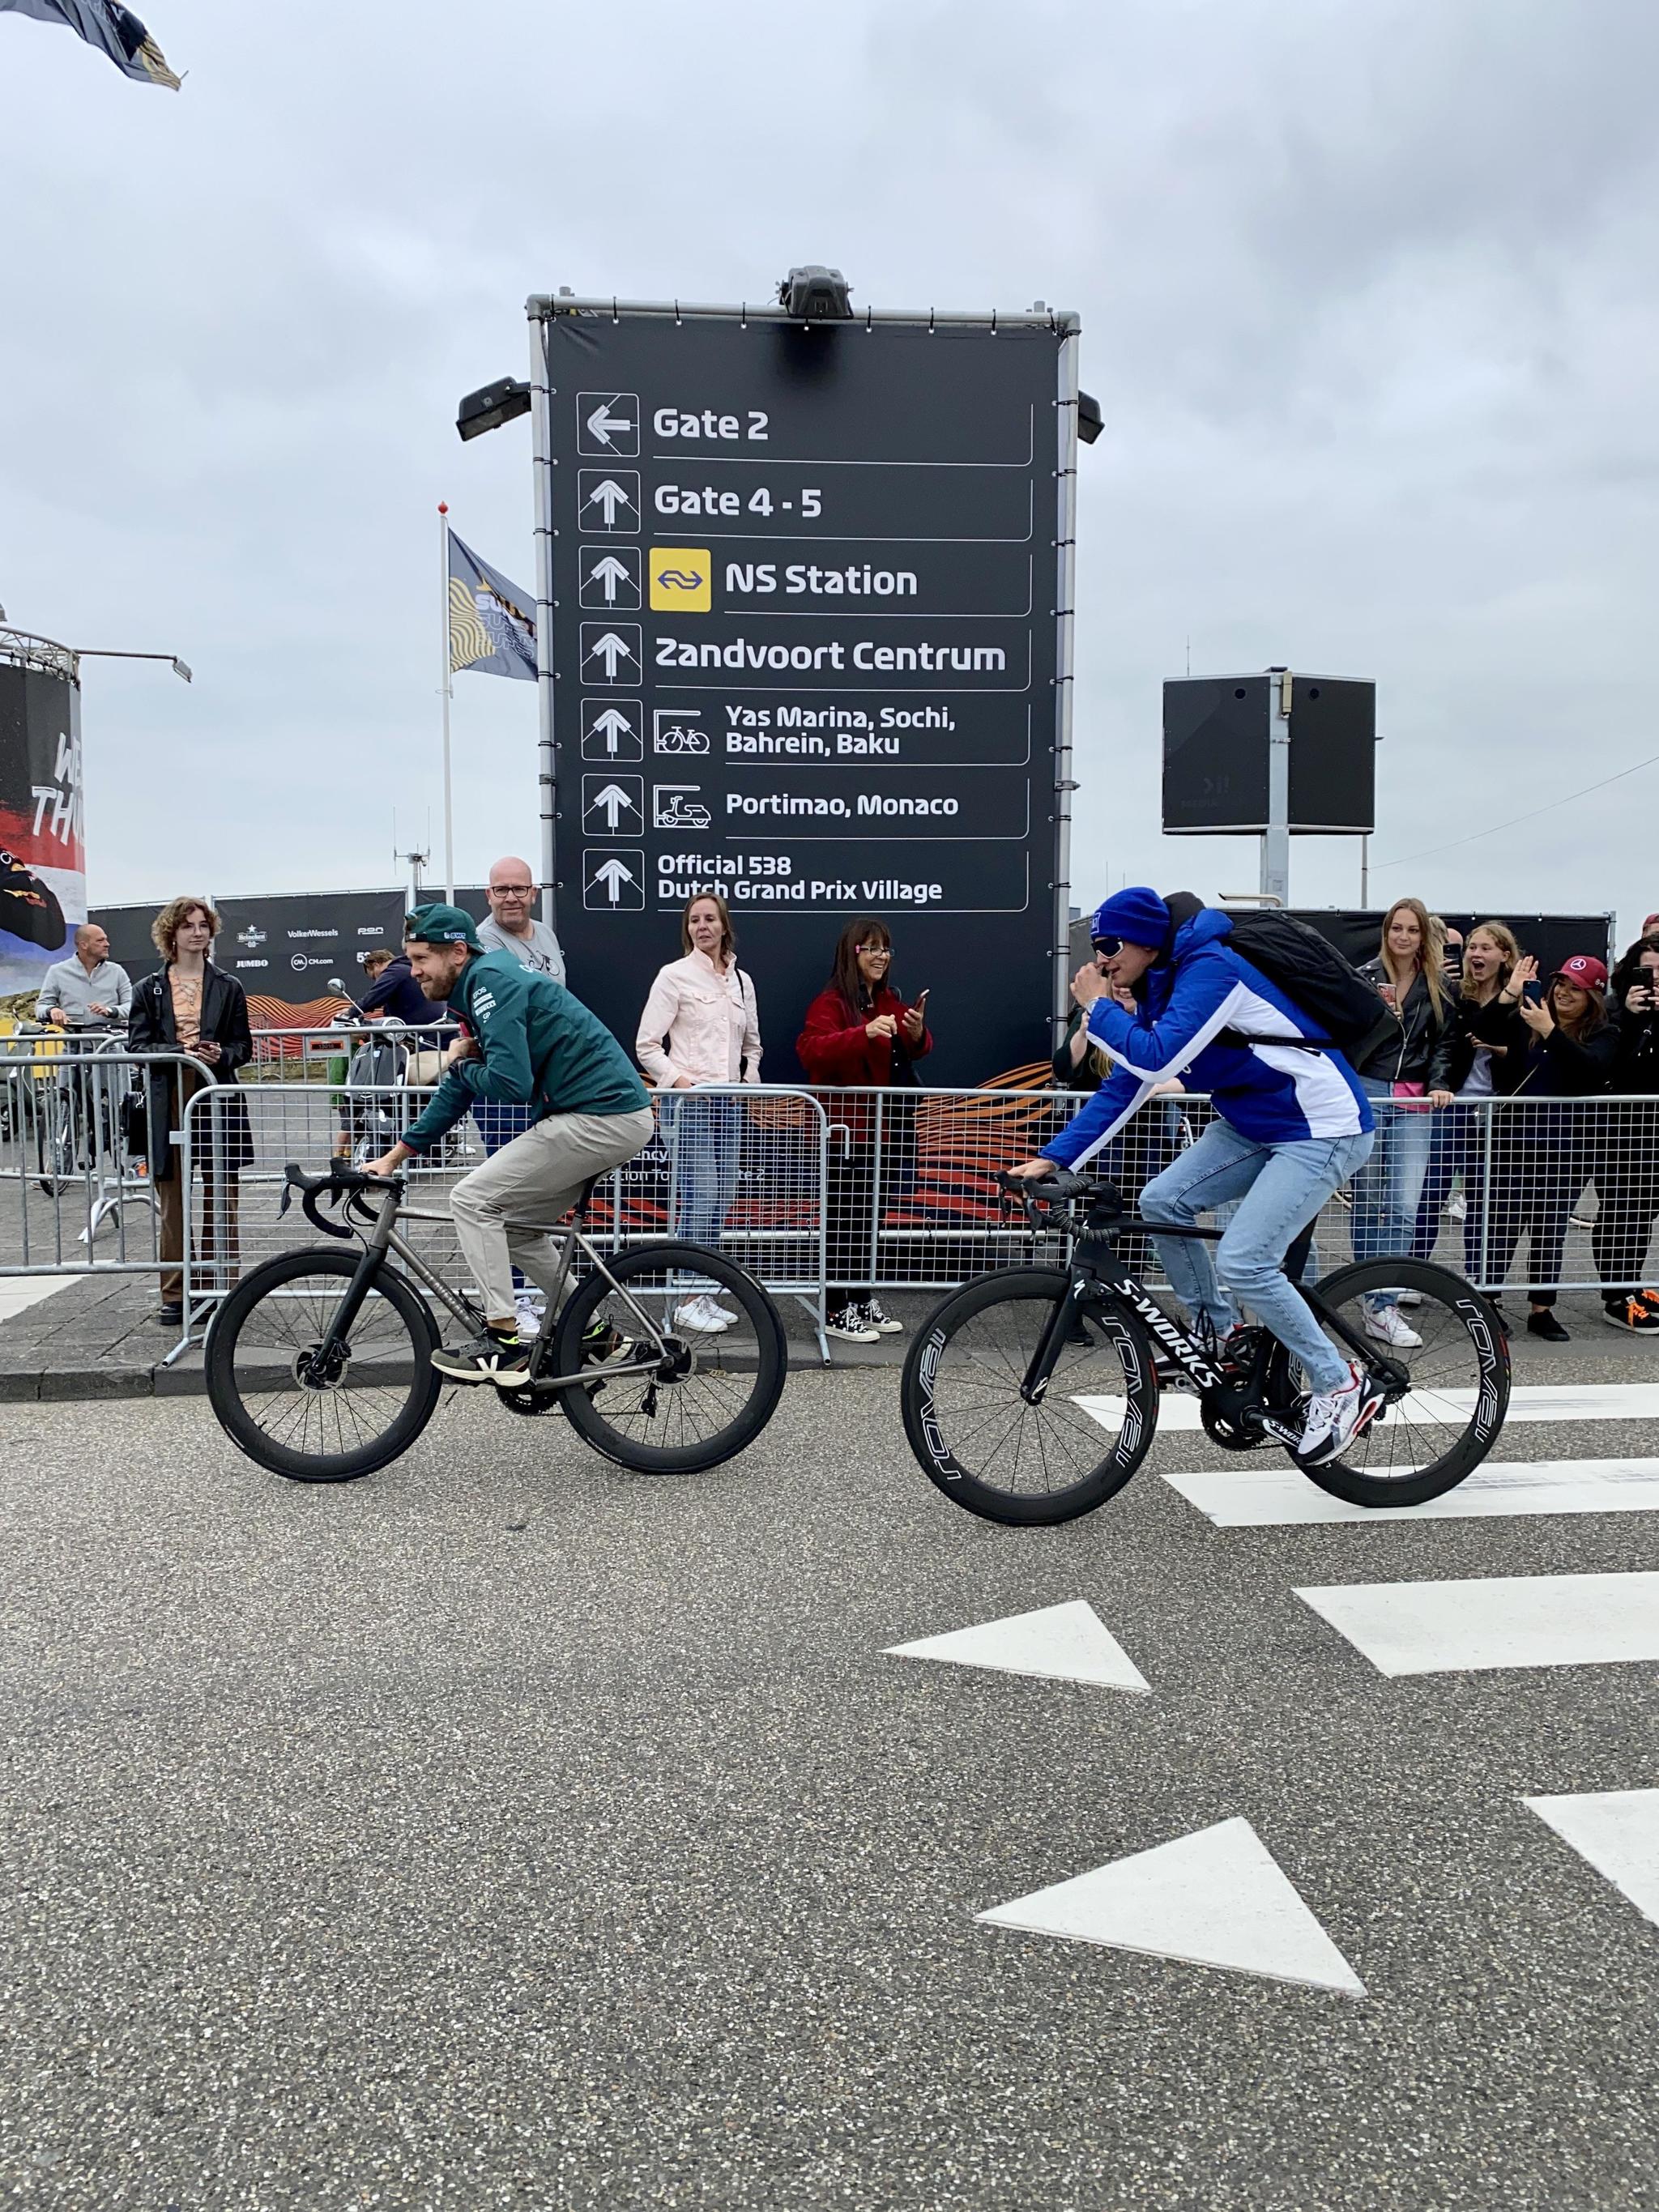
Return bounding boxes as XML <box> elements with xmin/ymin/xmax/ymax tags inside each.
<box><xmin>0</xmin><ymin>663</ymin><xmax>81</xmax><ymax>995</ymax></box>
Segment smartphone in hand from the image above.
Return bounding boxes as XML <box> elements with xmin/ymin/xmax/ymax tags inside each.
<box><xmin>1521</xmin><ymin>979</ymin><xmax>1544</xmax><ymax>1005</ymax></box>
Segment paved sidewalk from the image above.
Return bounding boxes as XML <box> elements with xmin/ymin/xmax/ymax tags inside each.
<box><xmin>0</xmin><ymin>1271</ymin><xmax>937</xmax><ymax>1399</ymax></box>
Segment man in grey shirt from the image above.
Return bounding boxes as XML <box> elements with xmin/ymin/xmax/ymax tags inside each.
<box><xmin>36</xmin><ymin>923</ymin><xmax>132</xmax><ymax>1030</ymax></box>
<box><xmin>476</xmin><ymin>855</ymin><xmax>566</xmax><ymax>983</ymax></box>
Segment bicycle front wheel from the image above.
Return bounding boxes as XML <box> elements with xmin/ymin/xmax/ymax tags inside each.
<box><xmin>901</xmin><ymin>1268</ymin><xmax>1160</xmax><ymax>1526</ymax></box>
<box><xmin>206</xmin><ymin>1247</ymin><xmax>442</xmax><ymax>1483</ymax></box>
<box><xmin>1268</xmin><ymin>1257</ymin><xmax>1510</xmax><ymax>1507</ymax></box>
<box><xmin>553</xmin><ymin>1241</ymin><xmax>787</xmax><ymax>1474</ymax></box>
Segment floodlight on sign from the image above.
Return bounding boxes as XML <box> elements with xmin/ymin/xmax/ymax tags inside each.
<box><xmin>1077</xmin><ymin>390</ymin><xmax>1103</xmax><ymax>445</ymax></box>
<box><xmin>457</xmin><ymin>377</ymin><xmax>532</xmax><ymax>442</ymax></box>
<box><xmin>778</xmin><ymin>265</ymin><xmax>853</xmax><ymax>320</ymax></box>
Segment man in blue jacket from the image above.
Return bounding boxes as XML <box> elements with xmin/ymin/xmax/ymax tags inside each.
<box><xmin>1013</xmin><ymin>887</ymin><xmax>1380</xmax><ymax>1466</ymax></box>
<box><xmin>365</xmin><ymin>905</ymin><xmax>655</xmax><ymax>1384</ymax></box>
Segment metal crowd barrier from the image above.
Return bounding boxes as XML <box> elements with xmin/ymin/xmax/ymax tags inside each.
<box><xmin>178</xmin><ymin>1077</ymin><xmax>830</xmax><ymax>1352</ymax></box>
<box><xmin>0</xmin><ymin>1029</ymin><xmax>183</xmax><ymax>1275</ymax></box>
<box><xmin>9</xmin><ymin>1056</ymin><xmax>1659</xmax><ymax>1365</ymax></box>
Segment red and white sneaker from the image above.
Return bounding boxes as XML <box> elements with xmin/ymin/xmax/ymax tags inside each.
<box><xmin>1298</xmin><ymin>1362</ymin><xmax>1386</xmax><ymax>1467</ymax></box>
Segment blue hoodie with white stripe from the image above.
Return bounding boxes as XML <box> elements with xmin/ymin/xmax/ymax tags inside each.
<box><xmin>1043</xmin><ymin>907</ymin><xmax>1374</xmax><ymax>1170</ymax></box>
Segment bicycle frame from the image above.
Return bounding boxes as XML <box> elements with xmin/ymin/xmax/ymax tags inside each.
<box><xmin>309</xmin><ymin>1191</ymin><xmax>684</xmax><ymax>1396</ymax></box>
<box><xmin>1020</xmin><ymin>1212</ymin><xmax>1403</xmax><ymax>1410</ymax></box>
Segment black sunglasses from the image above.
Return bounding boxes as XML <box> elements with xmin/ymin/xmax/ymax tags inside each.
<box><xmin>1090</xmin><ymin>935</ymin><xmax>1123</xmax><ymax>960</ymax></box>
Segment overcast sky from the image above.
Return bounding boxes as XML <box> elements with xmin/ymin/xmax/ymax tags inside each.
<box><xmin>2</xmin><ymin>0</ymin><xmax>1657</xmax><ymax>946</ymax></box>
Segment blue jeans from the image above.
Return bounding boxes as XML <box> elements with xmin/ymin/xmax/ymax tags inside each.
<box><xmin>1139</xmin><ymin>1119</ymin><xmax>1375</xmax><ymax>1392</ymax></box>
<box><xmin>662</xmin><ymin>1090</ymin><xmax>744</xmax><ymax>1256</ymax></box>
<box><xmin>1349</xmin><ymin>1080</ymin><xmax>1435</xmax><ymax>1308</ymax></box>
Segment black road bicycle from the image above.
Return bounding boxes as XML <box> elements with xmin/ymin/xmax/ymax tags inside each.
<box><xmin>901</xmin><ymin>1168</ymin><xmax>1511</xmax><ymax>1525</ymax></box>
<box><xmin>206</xmin><ymin>1161</ymin><xmax>787</xmax><ymax>1484</ymax></box>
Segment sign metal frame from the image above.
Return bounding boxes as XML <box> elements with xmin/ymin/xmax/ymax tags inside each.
<box><xmin>526</xmin><ymin>292</ymin><xmax>1081</xmax><ymax>1049</ymax></box>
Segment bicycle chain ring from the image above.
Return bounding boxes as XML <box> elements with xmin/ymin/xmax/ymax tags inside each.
<box><xmin>497</xmin><ymin>1381</ymin><xmax>563</xmax><ymax>1417</ymax></box>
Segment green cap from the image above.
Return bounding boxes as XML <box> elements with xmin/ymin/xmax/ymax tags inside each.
<box><xmin>403</xmin><ymin>901</ymin><xmax>481</xmax><ymax>949</ymax></box>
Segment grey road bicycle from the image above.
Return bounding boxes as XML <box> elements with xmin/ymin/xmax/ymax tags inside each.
<box><xmin>901</xmin><ymin>1167</ymin><xmax>1511</xmax><ymax>1525</ymax></box>
<box><xmin>206</xmin><ymin>1161</ymin><xmax>787</xmax><ymax>1483</ymax></box>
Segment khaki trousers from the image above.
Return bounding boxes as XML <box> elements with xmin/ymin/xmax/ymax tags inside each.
<box><xmin>450</xmin><ymin>1107</ymin><xmax>655</xmax><ymax>1322</ymax></box>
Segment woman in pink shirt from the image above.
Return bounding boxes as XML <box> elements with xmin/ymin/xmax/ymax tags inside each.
<box><xmin>636</xmin><ymin>893</ymin><xmax>762</xmax><ymax>1335</ymax></box>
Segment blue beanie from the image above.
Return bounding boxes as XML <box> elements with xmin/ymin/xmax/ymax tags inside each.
<box><xmin>1090</xmin><ymin>886</ymin><xmax>1171</xmax><ymax>949</ymax></box>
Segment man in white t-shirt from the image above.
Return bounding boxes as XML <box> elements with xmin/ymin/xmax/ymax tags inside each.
<box><xmin>470</xmin><ymin>855</ymin><xmax>566</xmax><ymax>1334</ymax></box>
<box><xmin>476</xmin><ymin>856</ymin><xmax>565</xmax><ymax>983</ymax></box>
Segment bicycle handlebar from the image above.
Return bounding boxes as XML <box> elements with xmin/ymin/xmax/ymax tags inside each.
<box><xmin>995</xmin><ymin>1166</ymin><xmax>1127</xmax><ymax>1226</ymax></box>
<box><xmin>282</xmin><ymin>1159</ymin><xmax>401</xmax><ymax>1238</ymax></box>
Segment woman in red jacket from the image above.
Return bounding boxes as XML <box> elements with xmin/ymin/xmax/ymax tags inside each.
<box><xmin>796</xmin><ymin>917</ymin><xmax>932</xmax><ymax>1341</ymax></box>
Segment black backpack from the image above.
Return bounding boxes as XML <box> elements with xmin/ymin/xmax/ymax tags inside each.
<box><xmin>1218</xmin><ymin>909</ymin><xmax>1387</xmax><ymax>1055</ymax></box>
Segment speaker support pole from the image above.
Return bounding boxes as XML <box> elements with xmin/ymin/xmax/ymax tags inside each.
<box><xmin>1260</xmin><ymin>667</ymin><xmax>1291</xmax><ymax>905</ymax></box>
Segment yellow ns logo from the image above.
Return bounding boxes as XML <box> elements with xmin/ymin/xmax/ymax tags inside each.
<box><xmin>649</xmin><ymin>548</ymin><xmax>711</xmax><ymax>612</ymax></box>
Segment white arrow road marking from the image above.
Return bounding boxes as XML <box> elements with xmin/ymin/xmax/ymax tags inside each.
<box><xmin>1525</xmin><ymin>1790</ymin><xmax>1659</xmax><ymax>1933</ymax></box>
<box><xmin>885</xmin><ymin>1599</ymin><xmax>1149</xmax><ymax>1694</ymax></box>
<box><xmin>978</xmin><ymin>1818</ymin><xmax>1366</xmax><ymax>1997</ymax></box>
<box><xmin>1296</xmin><ymin>1571</ymin><xmax>1659</xmax><ymax>1676</ymax></box>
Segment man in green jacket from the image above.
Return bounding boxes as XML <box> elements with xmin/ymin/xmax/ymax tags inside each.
<box><xmin>364</xmin><ymin>905</ymin><xmax>655</xmax><ymax>1383</ymax></box>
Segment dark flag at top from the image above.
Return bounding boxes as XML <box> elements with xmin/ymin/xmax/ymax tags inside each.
<box><xmin>0</xmin><ymin>0</ymin><xmax>180</xmax><ymax>87</ymax></box>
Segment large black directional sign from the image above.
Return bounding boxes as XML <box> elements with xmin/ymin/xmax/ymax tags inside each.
<box><xmin>543</xmin><ymin>306</ymin><xmax>1076</xmax><ymax>1085</ymax></box>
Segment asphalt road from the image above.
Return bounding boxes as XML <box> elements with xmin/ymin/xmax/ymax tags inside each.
<box><xmin>2</xmin><ymin>1359</ymin><xmax>1656</xmax><ymax>2210</ymax></box>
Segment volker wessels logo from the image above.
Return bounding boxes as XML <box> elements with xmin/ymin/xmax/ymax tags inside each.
<box><xmin>237</xmin><ymin>926</ymin><xmax>266</xmax><ymax>950</ymax></box>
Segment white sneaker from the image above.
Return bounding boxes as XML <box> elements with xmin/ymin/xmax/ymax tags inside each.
<box><xmin>825</xmin><ymin>1303</ymin><xmax>881</xmax><ymax>1345</ymax></box>
<box><xmin>860</xmin><ymin>1297</ymin><xmax>904</xmax><ymax>1336</ymax></box>
<box><xmin>1299</xmin><ymin>1364</ymin><xmax>1385</xmax><ymax>1467</ymax></box>
<box><xmin>1363</xmin><ymin>1303</ymin><xmax>1422</xmax><ymax>1349</ymax></box>
<box><xmin>1396</xmin><ymin>1289</ymin><xmax>1422</xmax><ymax>1307</ymax></box>
<box><xmin>672</xmin><ymin>1295</ymin><xmax>731</xmax><ymax>1335</ymax></box>
<box><xmin>514</xmin><ymin>1294</ymin><xmax>545</xmax><ymax>1338</ymax></box>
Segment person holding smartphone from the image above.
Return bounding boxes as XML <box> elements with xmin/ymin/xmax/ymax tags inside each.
<box><xmin>796</xmin><ymin>917</ymin><xmax>932</xmax><ymax>1343</ymax></box>
<box><xmin>1592</xmin><ymin>932</ymin><xmax>1659</xmax><ymax>1331</ymax></box>
<box><xmin>1467</xmin><ymin>953</ymin><xmax>1614</xmax><ymax>1339</ymax></box>
<box><xmin>1346</xmin><ymin>897</ymin><xmax>1457</xmax><ymax>1347</ymax></box>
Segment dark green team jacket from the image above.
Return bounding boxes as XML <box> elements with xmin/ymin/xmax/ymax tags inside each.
<box><xmin>400</xmin><ymin>949</ymin><xmax>648</xmax><ymax>1154</ymax></box>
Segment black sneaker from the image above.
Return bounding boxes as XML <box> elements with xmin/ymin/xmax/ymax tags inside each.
<box><xmin>1526</xmin><ymin>1310</ymin><xmax>1570</xmax><ymax>1343</ymax></box>
<box><xmin>1603</xmin><ymin>1297</ymin><xmax>1659</xmax><ymax>1335</ymax></box>
<box><xmin>431</xmin><ymin>1330</ymin><xmax>531</xmax><ymax>1385</ymax></box>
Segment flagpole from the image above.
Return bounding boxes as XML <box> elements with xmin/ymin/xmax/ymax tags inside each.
<box><xmin>437</xmin><ymin>501</ymin><xmax>455</xmax><ymax>899</ymax></box>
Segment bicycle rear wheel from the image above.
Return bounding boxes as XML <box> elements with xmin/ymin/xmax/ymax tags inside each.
<box><xmin>1268</xmin><ymin>1257</ymin><xmax>1510</xmax><ymax>1507</ymax></box>
<box><xmin>553</xmin><ymin>1241</ymin><xmax>787</xmax><ymax>1474</ymax></box>
<box><xmin>206</xmin><ymin>1247</ymin><xmax>442</xmax><ymax>1482</ymax></box>
<box><xmin>901</xmin><ymin>1268</ymin><xmax>1160</xmax><ymax>1526</ymax></box>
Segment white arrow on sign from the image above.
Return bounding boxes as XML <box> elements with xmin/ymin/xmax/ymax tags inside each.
<box><xmin>591</xmin><ymin>856</ymin><xmax>636</xmax><ymax>905</ymax></box>
<box><xmin>589</xmin><ymin>782</ymin><xmax>639</xmax><ymax>831</ymax></box>
<box><xmin>586</xmin><ymin>401</ymin><xmax>635</xmax><ymax>449</ymax></box>
<box><xmin>586</xmin><ymin>554</ymin><xmax>633</xmax><ymax>604</ymax></box>
<box><xmin>586</xmin><ymin>631</ymin><xmax>637</xmax><ymax>679</ymax></box>
<box><xmin>584</xmin><ymin>478</ymin><xmax>633</xmax><ymax>526</ymax></box>
<box><xmin>589</xmin><ymin>708</ymin><xmax>633</xmax><ymax>756</ymax></box>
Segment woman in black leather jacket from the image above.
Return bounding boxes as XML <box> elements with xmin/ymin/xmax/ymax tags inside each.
<box><xmin>1346</xmin><ymin>898</ymin><xmax>1456</xmax><ymax>1348</ymax></box>
<box><xmin>1467</xmin><ymin>953</ymin><xmax>1614</xmax><ymax>1340</ymax></box>
<box><xmin>1592</xmin><ymin>933</ymin><xmax>1659</xmax><ymax>1332</ymax></box>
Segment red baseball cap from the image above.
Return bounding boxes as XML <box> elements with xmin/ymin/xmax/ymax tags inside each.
<box><xmin>1553</xmin><ymin>955</ymin><xmax>1607</xmax><ymax>990</ymax></box>
<box><xmin>1645</xmin><ymin>913</ymin><xmax>1659</xmax><ymax>931</ymax></box>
